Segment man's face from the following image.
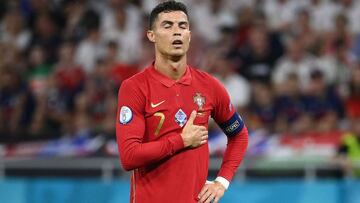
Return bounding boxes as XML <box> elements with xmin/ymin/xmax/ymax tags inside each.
<box><xmin>148</xmin><ymin>11</ymin><xmax>191</xmax><ymax>58</ymax></box>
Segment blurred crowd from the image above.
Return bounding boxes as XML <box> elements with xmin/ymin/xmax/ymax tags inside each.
<box><xmin>0</xmin><ymin>0</ymin><xmax>360</xmax><ymax>143</ymax></box>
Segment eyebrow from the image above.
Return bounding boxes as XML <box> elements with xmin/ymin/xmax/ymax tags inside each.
<box><xmin>161</xmin><ymin>20</ymin><xmax>173</xmax><ymax>26</ymax></box>
<box><xmin>160</xmin><ymin>20</ymin><xmax>188</xmax><ymax>26</ymax></box>
<box><xmin>179</xmin><ymin>21</ymin><xmax>188</xmax><ymax>26</ymax></box>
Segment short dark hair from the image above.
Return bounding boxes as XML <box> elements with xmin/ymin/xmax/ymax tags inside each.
<box><xmin>149</xmin><ymin>1</ymin><xmax>188</xmax><ymax>30</ymax></box>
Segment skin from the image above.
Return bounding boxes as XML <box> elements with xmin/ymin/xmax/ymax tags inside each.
<box><xmin>147</xmin><ymin>10</ymin><xmax>225</xmax><ymax>203</ymax></box>
<box><xmin>147</xmin><ymin>10</ymin><xmax>191</xmax><ymax>80</ymax></box>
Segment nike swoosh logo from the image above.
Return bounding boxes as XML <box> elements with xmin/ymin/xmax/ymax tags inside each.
<box><xmin>151</xmin><ymin>100</ymin><xmax>165</xmax><ymax>108</ymax></box>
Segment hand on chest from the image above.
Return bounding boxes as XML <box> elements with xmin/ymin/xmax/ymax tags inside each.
<box><xmin>145</xmin><ymin>85</ymin><xmax>212</xmax><ymax>137</ymax></box>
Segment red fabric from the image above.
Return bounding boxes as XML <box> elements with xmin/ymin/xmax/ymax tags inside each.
<box><xmin>217</xmin><ymin>126</ymin><xmax>248</xmax><ymax>182</ymax></box>
<box><xmin>280</xmin><ymin>132</ymin><xmax>343</xmax><ymax>148</ymax></box>
<box><xmin>108</xmin><ymin>64</ymin><xmax>139</xmax><ymax>85</ymax></box>
<box><xmin>55</xmin><ymin>65</ymin><xmax>85</xmax><ymax>90</ymax></box>
<box><xmin>116</xmin><ymin>64</ymin><xmax>248</xmax><ymax>202</ymax></box>
<box><xmin>346</xmin><ymin>96</ymin><xmax>360</xmax><ymax>119</ymax></box>
<box><xmin>235</xmin><ymin>23</ymin><xmax>252</xmax><ymax>48</ymax></box>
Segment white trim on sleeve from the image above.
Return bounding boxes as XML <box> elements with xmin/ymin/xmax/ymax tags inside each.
<box><xmin>215</xmin><ymin>176</ymin><xmax>229</xmax><ymax>190</ymax></box>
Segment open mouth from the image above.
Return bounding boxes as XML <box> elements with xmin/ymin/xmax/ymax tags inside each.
<box><xmin>172</xmin><ymin>40</ymin><xmax>183</xmax><ymax>45</ymax></box>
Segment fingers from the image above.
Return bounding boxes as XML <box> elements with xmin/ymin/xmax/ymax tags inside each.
<box><xmin>201</xmin><ymin>134</ymin><xmax>208</xmax><ymax>141</ymax></box>
<box><xmin>200</xmin><ymin>140</ymin><xmax>207</xmax><ymax>145</ymax></box>
<box><xmin>192</xmin><ymin>130</ymin><xmax>207</xmax><ymax>147</ymax></box>
<box><xmin>198</xmin><ymin>183</ymin><xmax>225</xmax><ymax>203</ymax></box>
<box><xmin>205</xmin><ymin>193</ymin><xmax>215</xmax><ymax>203</ymax></box>
<box><xmin>198</xmin><ymin>185</ymin><xmax>209</xmax><ymax>201</ymax></box>
<box><xmin>199</xmin><ymin>190</ymin><xmax>213</xmax><ymax>203</ymax></box>
<box><xmin>195</xmin><ymin>127</ymin><xmax>208</xmax><ymax>136</ymax></box>
<box><xmin>186</xmin><ymin>110</ymin><xmax>197</xmax><ymax>125</ymax></box>
<box><xmin>194</xmin><ymin>125</ymin><xmax>207</xmax><ymax>131</ymax></box>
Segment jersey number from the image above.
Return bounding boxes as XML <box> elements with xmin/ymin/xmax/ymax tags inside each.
<box><xmin>154</xmin><ymin>112</ymin><xmax>165</xmax><ymax>136</ymax></box>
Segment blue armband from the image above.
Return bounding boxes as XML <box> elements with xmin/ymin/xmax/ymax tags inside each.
<box><xmin>219</xmin><ymin>112</ymin><xmax>244</xmax><ymax>137</ymax></box>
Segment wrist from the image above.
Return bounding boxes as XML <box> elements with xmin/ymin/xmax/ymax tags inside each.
<box><xmin>215</xmin><ymin>176</ymin><xmax>229</xmax><ymax>190</ymax></box>
<box><xmin>180</xmin><ymin>133</ymin><xmax>189</xmax><ymax>147</ymax></box>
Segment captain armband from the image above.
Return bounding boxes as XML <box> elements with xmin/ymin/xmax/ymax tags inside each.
<box><xmin>219</xmin><ymin>112</ymin><xmax>244</xmax><ymax>137</ymax></box>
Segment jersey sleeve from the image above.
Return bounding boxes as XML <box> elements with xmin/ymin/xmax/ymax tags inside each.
<box><xmin>211</xmin><ymin>76</ymin><xmax>249</xmax><ymax>184</ymax></box>
<box><xmin>211</xmin><ymin>76</ymin><xmax>236</xmax><ymax>124</ymax></box>
<box><xmin>116</xmin><ymin>79</ymin><xmax>184</xmax><ymax>171</ymax></box>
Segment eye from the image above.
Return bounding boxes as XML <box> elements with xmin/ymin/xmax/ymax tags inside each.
<box><xmin>162</xmin><ymin>22</ymin><xmax>172</xmax><ymax>29</ymax></box>
<box><xmin>179</xmin><ymin>23</ymin><xmax>188</xmax><ymax>29</ymax></box>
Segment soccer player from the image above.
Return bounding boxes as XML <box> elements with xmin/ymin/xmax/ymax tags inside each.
<box><xmin>116</xmin><ymin>1</ymin><xmax>248</xmax><ymax>202</ymax></box>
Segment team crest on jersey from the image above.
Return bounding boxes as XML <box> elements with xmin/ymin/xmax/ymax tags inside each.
<box><xmin>119</xmin><ymin>106</ymin><xmax>132</xmax><ymax>124</ymax></box>
<box><xmin>193</xmin><ymin>93</ymin><xmax>205</xmax><ymax>111</ymax></box>
<box><xmin>175</xmin><ymin>109</ymin><xmax>187</xmax><ymax>127</ymax></box>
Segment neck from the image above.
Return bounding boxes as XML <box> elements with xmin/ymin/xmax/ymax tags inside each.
<box><xmin>154</xmin><ymin>54</ymin><xmax>187</xmax><ymax>80</ymax></box>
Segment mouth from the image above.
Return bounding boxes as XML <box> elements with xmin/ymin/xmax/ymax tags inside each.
<box><xmin>172</xmin><ymin>40</ymin><xmax>183</xmax><ymax>46</ymax></box>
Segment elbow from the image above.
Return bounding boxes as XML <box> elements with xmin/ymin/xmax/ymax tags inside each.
<box><xmin>121</xmin><ymin>162</ymin><xmax>135</xmax><ymax>171</ymax></box>
<box><xmin>119</xmin><ymin>152</ymin><xmax>137</xmax><ymax>171</ymax></box>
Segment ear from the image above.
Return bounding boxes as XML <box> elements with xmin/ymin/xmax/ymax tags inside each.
<box><xmin>147</xmin><ymin>30</ymin><xmax>155</xmax><ymax>43</ymax></box>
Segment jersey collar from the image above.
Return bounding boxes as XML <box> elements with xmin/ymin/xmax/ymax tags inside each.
<box><xmin>148</xmin><ymin>62</ymin><xmax>192</xmax><ymax>87</ymax></box>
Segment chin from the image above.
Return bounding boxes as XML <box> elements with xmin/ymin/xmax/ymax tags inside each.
<box><xmin>169</xmin><ymin>50</ymin><xmax>185</xmax><ymax>57</ymax></box>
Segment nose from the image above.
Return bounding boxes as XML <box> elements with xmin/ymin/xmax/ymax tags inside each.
<box><xmin>173</xmin><ymin>25</ymin><xmax>182</xmax><ymax>36</ymax></box>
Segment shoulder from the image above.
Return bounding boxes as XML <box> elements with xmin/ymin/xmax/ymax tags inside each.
<box><xmin>189</xmin><ymin>66</ymin><xmax>222</xmax><ymax>85</ymax></box>
<box><xmin>119</xmin><ymin>68</ymin><xmax>150</xmax><ymax>98</ymax></box>
<box><xmin>189</xmin><ymin>66</ymin><xmax>229</xmax><ymax>99</ymax></box>
<box><xmin>122</xmin><ymin>68</ymin><xmax>148</xmax><ymax>86</ymax></box>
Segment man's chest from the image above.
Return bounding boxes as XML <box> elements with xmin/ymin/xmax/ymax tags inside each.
<box><xmin>143</xmin><ymin>83</ymin><xmax>213</xmax><ymax>140</ymax></box>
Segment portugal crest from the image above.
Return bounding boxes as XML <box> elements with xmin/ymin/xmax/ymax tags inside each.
<box><xmin>193</xmin><ymin>93</ymin><xmax>205</xmax><ymax>111</ymax></box>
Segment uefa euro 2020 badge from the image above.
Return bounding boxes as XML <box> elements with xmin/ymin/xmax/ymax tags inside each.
<box><xmin>175</xmin><ymin>109</ymin><xmax>187</xmax><ymax>127</ymax></box>
<box><xmin>119</xmin><ymin>106</ymin><xmax>132</xmax><ymax>124</ymax></box>
<box><xmin>193</xmin><ymin>93</ymin><xmax>205</xmax><ymax>111</ymax></box>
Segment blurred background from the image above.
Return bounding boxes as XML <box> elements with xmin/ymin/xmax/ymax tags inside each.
<box><xmin>0</xmin><ymin>0</ymin><xmax>360</xmax><ymax>202</ymax></box>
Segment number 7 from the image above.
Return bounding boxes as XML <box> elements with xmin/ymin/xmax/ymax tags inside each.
<box><xmin>154</xmin><ymin>112</ymin><xmax>165</xmax><ymax>136</ymax></box>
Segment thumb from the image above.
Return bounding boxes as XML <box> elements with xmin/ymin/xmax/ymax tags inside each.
<box><xmin>187</xmin><ymin>110</ymin><xmax>197</xmax><ymax>125</ymax></box>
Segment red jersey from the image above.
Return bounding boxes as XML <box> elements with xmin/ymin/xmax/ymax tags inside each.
<box><xmin>116</xmin><ymin>64</ymin><xmax>248</xmax><ymax>203</ymax></box>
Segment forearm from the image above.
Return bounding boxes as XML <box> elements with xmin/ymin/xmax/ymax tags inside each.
<box><xmin>217</xmin><ymin>126</ymin><xmax>248</xmax><ymax>183</ymax></box>
<box><xmin>119</xmin><ymin>133</ymin><xmax>184</xmax><ymax>171</ymax></box>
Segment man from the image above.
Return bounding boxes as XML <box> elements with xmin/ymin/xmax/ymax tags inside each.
<box><xmin>116</xmin><ymin>1</ymin><xmax>248</xmax><ymax>202</ymax></box>
<box><xmin>337</xmin><ymin>117</ymin><xmax>360</xmax><ymax>177</ymax></box>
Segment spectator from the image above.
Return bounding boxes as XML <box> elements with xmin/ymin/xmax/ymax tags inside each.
<box><xmin>100</xmin><ymin>0</ymin><xmax>142</xmax><ymax>64</ymax></box>
<box><xmin>0</xmin><ymin>67</ymin><xmax>35</xmax><ymax>141</ymax></box>
<box><xmin>0</xmin><ymin>8</ymin><xmax>31</xmax><ymax>51</ymax></box>
<box><xmin>29</xmin><ymin>12</ymin><xmax>62</xmax><ymax>63</ymax></box>
<box><xmin>248</xmin><ymin>82</ymin><xmax>277</xmax><ymax>132</ymax></box>
<box><xmin>61</xmin><ymin>0</ymin><xmax>89</xmax><ymax>42</ymax></box>
<box><xmin>345</xmin><ymin>64</ymin><xmax>360</xmax><ymax>119</ymax></box>
<box><xmin>75</xmin><ymin>9</ymin><xmax>104</xmax><ymax>73</ymax></box>
<box><xmin>103</xmin><ymin>41</ymin><xmax>139</xmax><ymax>89</ymax></box>
<box><xmin>337</xmin><ymin>0</ymin><xmax>360</xmax><ymax>34</ymax></box>
<box><xmin>263</xmin><ymin>0</ymin><xmax>302</xmax><ymax>32</ymax></box>
<box><xmin>306</xmin><ymin>0</ymin><xmax>339</xmax><ymax>33</ymax></box>
<box><xmin>27</xmin><ymin>45</ymin><xmax>53</xmax><ymax>97</ymax></box>
<box><xmin>324</xmin><ymin>13</ymin><xmax>353</xmax><ymax>56</ymax></box>
<box><xmin>302</xmin><ymin>69</ymin><xmax>344</xmax><ymax>132</ymax></box>
<box><xmin>0</xmin><ymin>0</ymin><xmax>358</xmax><ymax>145</ymax></box>
<box><xmin>208</xmin><ymin>55</ymin><xmax>251</xmax><ymax>111</ymax></box>
<box><xmin>290</xmin><ymin>9</ymin><xmax>319</xmax><ymax>54</ymax></box>
<box><xmin>272</xmin><ymin>37</ymin><xmax>318</xmax><ymax>92</ymax></box>
<box><xmin>235</xmin><ymin>23</ymin><xmax>282</xmax><ymax>83</ymax></box>
<box><xmin>190</xmin><ymin>0</ymin><xmax>237</xmax><ymax>45</ymax></box>
<box><xmin>337</xmin><ymin>116</ymin><xmax>360</xmax><ymax>177</ymax></box>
